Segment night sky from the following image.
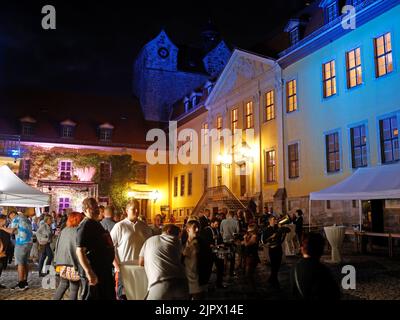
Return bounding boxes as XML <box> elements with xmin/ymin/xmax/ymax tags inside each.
<box><xmin>0</xmin><ymin>0</ymin><xmax>306</xmax><ymax>96</ymax></box>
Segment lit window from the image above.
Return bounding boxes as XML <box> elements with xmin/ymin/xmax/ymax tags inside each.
<box><xmin>346</xmin><ymin>48</ymin><xmax>362</xmax><ymax>88</ymax></box>
<box><xmin>288</xmin><ymin>143</ymin><xmax>299</xmax><ymax>178</ymax></box>
<box><xmin>326</xmin><ymin>2</ymin><xmax>338</xmax><ymax>23</ymax></box>
<box><xmin>173</xmin><ymin>177</ymin><xmax>178</xmax><ymax>197</ymax></box>
<box><xmin>188</xmin><ymin>172</ymin><xmax>192</xmax><ymax>196</ymax></box>
<box><xmin>350</xmin><ymin>125</ymin><xmax>367</xmax><ymax>168</ymax></box>
<box><xmin>325</xmin><ymin>132</ymin><xmax>340</xmax><ymax>173</ymax></box>
<box><xmin>245</xmin><ymin>102</ymin><xmax>254</xmax><ymax>129</ymax></box>
<box><xmin>265</xmin><ymin>150</ymin><xmax>276</xmax><ymax>182</ymax></box>
<box><xmin>231</xmin><ymin>108</ymin><xmax>239</xmax><ymax>131</ymax></box>
<box><xmin>217</xmin><ymin>115</ymin><xmax>223</xmax><ymax>139</ymax></box>
<box><xmin>286</xmin><ymin>80</ymin><xmax>297</xmax><ymax>113</ymax></box>
<box><xmin>265</xmin><ymin>90</ymin><xmax>275</xmax><ymax>121</ymax></box>
<box><xmin>323</xmin><ymin>60</ymin><xmax>337</xmax><ymax>98</ymax></box>
<box><xmin>180</xmin><ymin>175</ymin><xmax>185</xmax><ymax>196</ymax></box>
<box><xmin>374</xmin><ymin>33</ymin><xmax>393</xmax><ymax>78</ymax></box>
<box><xmin>58</xmin><ymin>198</ymin><xmax>70</xmax><ymax>212</ymax></box>
<box><xmin>380</xmin><ymin>116</ymin><xmax>399</xmax><ymax>163</ymax></box>
<box><xmin>59</xmin><ymin>160</ymin><xmax>72</xmax><ymax>180</ymax></box>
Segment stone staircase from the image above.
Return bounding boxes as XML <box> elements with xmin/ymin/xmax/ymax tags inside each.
<box><xmin>192</xmin><ymin>185</ymin><xmax>247</xmax><ymax>216</ymax></box>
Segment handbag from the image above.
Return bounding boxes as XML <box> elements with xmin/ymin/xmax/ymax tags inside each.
<box><xmin>59</xmin><ymin>266</ymin><xmax>80</xmax><ymax>282</ymax></box>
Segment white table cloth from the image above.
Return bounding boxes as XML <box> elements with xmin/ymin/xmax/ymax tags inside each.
<box><xmin>283</xmin><ymin>224</ymin><xmax>297</xmax><ymax>256</ymax></box>
<box><xmin>120</xmin><ymin>264</ymin><xmax>148</xmax><ymax>300</ymax></box>
<box><xmin>324</xmin><ymin>226</ymin><xmax>346</xmax><ymax>263</ymax></box>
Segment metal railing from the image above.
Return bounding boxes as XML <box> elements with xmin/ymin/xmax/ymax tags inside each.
<box><xmin>192</xmin><ymin>185</ymin><xmax>246</xmax><ymax>216</ymax></box>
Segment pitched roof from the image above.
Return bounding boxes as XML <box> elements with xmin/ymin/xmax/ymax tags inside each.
<box><xmin>0</xmin><ymin>88</ymin><xmax>158</xmax><ymax>149</ymax></box>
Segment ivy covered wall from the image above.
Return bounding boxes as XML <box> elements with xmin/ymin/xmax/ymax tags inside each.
<box><xmin>23</xmin><ymin>146</ymin><xmax>141</xmax><ymax>210</ymax></box>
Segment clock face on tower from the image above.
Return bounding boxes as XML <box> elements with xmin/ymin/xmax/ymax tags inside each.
<box><xmin>158</xmin><ymin>47</ymin><xmax>169</xmax><ymax>59</ymax></box>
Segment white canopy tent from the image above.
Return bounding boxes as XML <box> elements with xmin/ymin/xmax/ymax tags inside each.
<box><xmin>0</xmin><ymin>165</ymin><xmax>50</xmax><ymax>207</ymax></box>
<box><xmin>309</xmin><ymin>164</ymin><xmax>400</xmax><ymax>230</ymax></box>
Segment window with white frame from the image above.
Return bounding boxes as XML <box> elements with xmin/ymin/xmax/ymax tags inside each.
<box><xmin>346</xmin><ymin>48</ymin><xmax>363</xmax><ymax>88</ymax></box>
<box><xmin>231</xmin><ymin>108</ymin><xmax>239</xmax><ymax>131</ymax></box>
<box><xmin>288</xmin><ymin>143</ymin><xmax>299</xmax><ymax>179</ymax></box>
<box><xmin>326</xmin><ymin>2</ymin><xmax>338</xmax><ymax>23</ymax></box>
<box><xmin>286</xmin><ymin>80</ymin><xmax>297</xmax><ymax>113</ymax></box>
<box><xmin>245</xmin><ymin>102</ymin><xmax>254</xmax><ymax>129</ymax></box>
<box><xmin>350</xmin><ymin>125</ymin><xmax>367</xmax><ymax>168</ymax></box>
<box><xmin>374</xmin><ymin>32</ymin><xmax>393</xmax><ymax>78</ymax></box>
<box><xmin>180</xmin><ymin>175</ymin><xmax>185</xmax><ymax>196</ymax></box>
<box><xmin>265</xmin><ymin>150</ymin><xmax>276</xmax><ymax>182</ymax></box>
<box><xmin>61</xmin><ymin>125</ymin><xmax>74</xmax><ymax>138</ymax></box>
<box><xmin>289</xmin><ymin>27</ymin><xmax>300</xmax><ymax>46</ymax></box>
<box><xmin>99</xmin><ymin>128</ymin><xmax>113</xmax><ymax>142</ymax></box>
<box><xmin>325</xmin><ymin>132</ymin><xmax>340</xmax><ymax>173</ymax></box>
<box><xmin>323</xmin><ymin>60</ymin><xmax>337</xmax><ymax>98</ymax></box>
<box><xmin>59</xmin><ymin>160</ymin><xmax>72</xmax><ymax>180</ymax></box>
<box><xmin>216</xmin><ymin>115</ymin><xmax>223</xmax><ymax>140</ymax></box>
<box><xmin>58</xmin><ymin>197</ymin><xmax>70</xmax><ymax>212</ymax></box>
<box><xmin>380</xmin><ymin>116</ymin><xmax>399</xmax><ymax>163</ymax></box>
<box><xmin>21</xmin><ymin>123</ymin><xmax>34</xmax><ymax>136</ymax></box>
<box><xmin>265</xmin><ymin>90</ymin><xmax>275</xmax><ymax>121</ymax></box>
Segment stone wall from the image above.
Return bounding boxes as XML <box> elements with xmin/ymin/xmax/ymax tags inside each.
<box><xmin>137</xmin><ymin>69</ymin><xmax>209</xmax><ymax>121</ymax></box>
<box><xmin>286</xmin><ymin>196</ymin><xmax>360</xmax><ymax>227</ymax></box>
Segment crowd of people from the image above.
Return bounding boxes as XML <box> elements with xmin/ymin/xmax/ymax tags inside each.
<box><xmin>0</xmin><ymin>199</ymin><xmax>340</xmax><ymax>300</ymax></box>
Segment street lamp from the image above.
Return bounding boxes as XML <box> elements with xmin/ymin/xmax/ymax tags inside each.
<box><xmin>217</xmin><ymin>153</ymin><xmax>232</xmax><ymax>168</ymax></box>
<box><xmin>150</xmin><ymin>190</ymin><xmax>160</xmax><ymax>202</ymax></box>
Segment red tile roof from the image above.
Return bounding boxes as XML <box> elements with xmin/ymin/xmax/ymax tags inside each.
<box><xmin>0</xmin><ymin>88</ymin><xmax>161</xmax><ymax>149</ymax></box>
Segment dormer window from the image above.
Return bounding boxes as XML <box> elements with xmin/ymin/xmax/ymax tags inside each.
<box><xmin>284</xmin><ymin>19</ymin><xmax>305</xmax><ymax>47</ymax></box>
<box><xmin>60</xmin><ymin>119</ymin><xmax>76</xmax><ymax>139</ymax></box>
<box><xmin>327</xmin><ymin>2</ymin><xmax>338</xmax><ymax>22</ymax></box>
<box><xmin>184</xmin><ymin>98</ymin><xmax>191</xmax><ymax>112</ymax></box>
<box><xmin>21</xmin><ymin>123</ymin><xmax>34</xmax><ymax>136</ymax></box>
<box><xmin>289</xmin><ymin>27</ymin><xmax>300</xmax><ymax>46</ymax></box>
<box><xmin>207</xmin><ymin>85</ymin><xmax>213</xmax><ymax>95</ymax></box>
<box><xmin>20</xmin><ymin>116</ymin><xmax>36</xmax><ymax>136</ymax></box>
<box><xmin>191</xmin><ymin>96</ymin><xmax>198</xmax><ymax>108</ymax></box>
<box><xmin>99</xmin><ymin>123</ymin><xmax>114</xmax><ymax>142</ymax></box>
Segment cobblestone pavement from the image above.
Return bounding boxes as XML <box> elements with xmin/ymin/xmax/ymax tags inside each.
<box><xmin>1</xmin><ymin>244</ymin><xmax>399</xmax><ymax>300</ymax></box>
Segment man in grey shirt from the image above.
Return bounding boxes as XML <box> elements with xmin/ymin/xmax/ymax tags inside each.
<box><xmin>100</xmin><ymin>206</ymin><xmax>116</xmax><ymax>233</ymax></box>
<box><xmin>220</xmin><ymin>211</ymin><xmax>239</xmax><ymax>277</ymax></box>
<box><xmin>139</xmin><ymin>224</ymin><xmax>189</xmax><ymax>300</ymax></box>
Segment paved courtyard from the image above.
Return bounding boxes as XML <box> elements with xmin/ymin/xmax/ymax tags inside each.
<box><xmin>1</xmin><ymin>244</ymin><xmax>399</xmax><ymax>300</ymax></box>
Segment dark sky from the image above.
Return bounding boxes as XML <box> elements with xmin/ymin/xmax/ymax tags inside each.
<box><xmin>0</xmin><ymin>0</ymin><xmax>307</xmax><ymax>96</ymax></box>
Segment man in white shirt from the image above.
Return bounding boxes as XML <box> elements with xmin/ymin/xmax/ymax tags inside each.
<box><xmin>111</xmin><ymin>199</ymin><xmax>152</xmax><ymax>299</ymax></box>
<box><xmin>139</xmin><ymin>224</ymin><xmax>189</xmax><ymax>300</ymax></box>
<box><xmin>220</xmin><ymin>211</ymin><xmax>239</xmax><ymax>277</ymax></box>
